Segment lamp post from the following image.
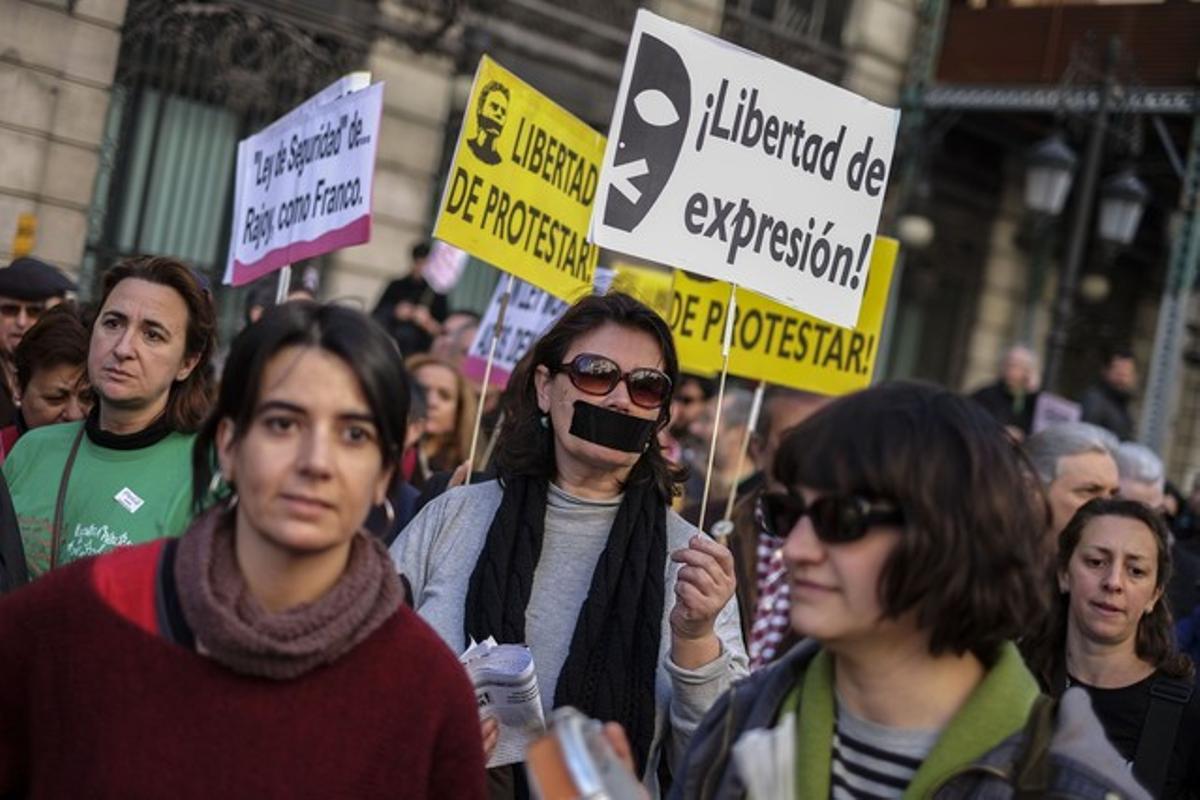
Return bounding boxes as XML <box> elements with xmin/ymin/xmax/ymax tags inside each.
<box><xmin>1096</xmin><ymin>167</ymin><xmax>1150</xmax><ymax>246</ymax></box>
<box><xmin>1021</xmin><ymin>134</ymin><xmax>1077</xmax><ymax>342</ymax></box>
<box><xmin>1041</xmin><ymin>37</ymin><xmax>1117</xmax><ymax>392</ymax></box>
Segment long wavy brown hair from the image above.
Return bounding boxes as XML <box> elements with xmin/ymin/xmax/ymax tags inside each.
<box><xmin>1025</xmin><ymin>497</ymin><xmax>1194</xmax><ymax>687</ymax></box>
<box><xmin>406</xmin><ymin>353</ymin><xmax>479</xmax><ymax>470</ymax></box>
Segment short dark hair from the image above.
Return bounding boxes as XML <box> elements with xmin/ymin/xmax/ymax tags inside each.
<box><xmin>493</xmin><ymin>292</ymin><xmax>684</xmax><ymax>498</ymax></box>
<box><xmin>14</xmin><ymin>304</ymin><xmax>88</xmax><ymax>391</ymax></box>
<box><xmin>192</xmin><ymin>302</ymin><xmax>409</xmax><ymax>510</ymax></box>
<box><xmin>773</xmin><ymin>381</ymin><xmax>1047</xmax><ymax>659</ymax></box>
<box><xmin>678</xmin><ymin>373</ymin><xmax>717</xmax><ymax>401</ymax></box>
<box><xmin>1105</xmin><ymin>346</ymin><xmax>1135</xmax><ymax>366</ymax></box>
<box><xmin>1027</xmin><ymin>498</ymin><xmax>1193</xmax><ymax>684</ymax></box>
<box><xmin>98</xmin><ymin>256</ymin><xmax>217</xmax><ymax>433</ymax></box>
<box><xmin>411</xmin><ymin>242</ymin><xmax>431</xmax><ymax>261</ymax></box>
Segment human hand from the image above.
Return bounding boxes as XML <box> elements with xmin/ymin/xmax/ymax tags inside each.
<box><xmin>669</xmin><ymin>535</ymin><xmax>736</xmax><ymax>641</ymax></box>
<box><xmin>448</xmin><ymin>460</ymin><xmax>471</xmax><ymax>488</ymax></box>
<box><xmin>481</xmin><ymin>715</ymin><xmax>500</xmax><ymax>761</ymax></box>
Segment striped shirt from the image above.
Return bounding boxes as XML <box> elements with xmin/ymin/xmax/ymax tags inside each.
<box><xmin>830</xmin><ymin>700</ymin><xmax>938</xmax><ymax>799</ymax></box>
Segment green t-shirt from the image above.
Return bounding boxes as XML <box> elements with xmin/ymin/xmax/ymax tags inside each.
<box><xmin>3</xmin><ymin>421</ymin><xmax>197</xmax><ymax>578</ymax></box>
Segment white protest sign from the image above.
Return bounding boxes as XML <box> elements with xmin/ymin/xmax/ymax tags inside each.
<box><xmin>224</xmin><ymin>80</ymin><xmax>383</xmax><ymax>286</ymax></box>
<box><xmin>424</xmin><ymin>240</ymin><xmax>470</xmax><ymax>294</ymax></box>
<box><xmin>591</xmin><ymin>10</ymin><xmax>900</xmax><ymax>328</ymax></box>
<box><xmin>463</xmin><ymin>278</ymin><xmax>568</xmax><ymax>389</ymax></box>
<box><xmin>1032</xmin><ymin>392</ymin><xmax>1082</xmax><ymax>434</ymax></box>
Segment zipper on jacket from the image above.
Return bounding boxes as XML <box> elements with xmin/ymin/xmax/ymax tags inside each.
<box><xmin>699</xmin><ymin>682</ymin><xmax>740</xmax><ymax>800</ymax></box>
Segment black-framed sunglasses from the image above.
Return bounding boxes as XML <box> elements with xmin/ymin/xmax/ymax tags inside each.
<box><xmin>0</xmin><ymin>301</ymin><xmax>45</xmax><ymax>320</ymax></box>
<box><xmin>554</xmin><ymin>353</ymin><xmax>672</xmax><ymax>409</ymax></box>
<box><xmin>757</xmin><ymin>491</ymin><xmax>905</xmax><ymax>544</ymax></box>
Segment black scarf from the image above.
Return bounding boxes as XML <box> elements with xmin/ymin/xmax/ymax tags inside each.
<box><xmin>464</xmin><ymin>473</ymin><xmax>667</xmax><ymax>777</ymax></box>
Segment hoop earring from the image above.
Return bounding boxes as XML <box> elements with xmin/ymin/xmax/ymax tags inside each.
<box><xmin>384</xmin><ymin>497</ymin><xmax>396</xmax><ymax>525</ymax></box>
<box><xmin>539</xmin><ymin>414</ymin><xmax>549</xmax><ymax>429</ymax></box>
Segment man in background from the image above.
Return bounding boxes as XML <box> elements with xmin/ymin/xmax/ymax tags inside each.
<box><xmin>0</xmin><ymin>257</ymin><xmax>76</xmax><ymax>428</ymax></box>
<box><xmin>1080</xmin><ymin>348</ymin><xmax>1138</xmax><ymax>440</ymax></box>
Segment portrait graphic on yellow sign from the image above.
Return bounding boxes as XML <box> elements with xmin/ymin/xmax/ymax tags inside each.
<box><xmin>433</xmin><ymin>56</ymin><xmax>605</xmax><ymax>302</ymax></box>
<box><xmin>669</xmin><ymin>236</ymin><xmax>899</xmax><ymax>395</ymax></box>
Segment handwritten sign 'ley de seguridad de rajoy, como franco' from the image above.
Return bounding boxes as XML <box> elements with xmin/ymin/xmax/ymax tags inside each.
<box><xmin>226</xmin><ymin>77</ymin><xmax>383</xmax><ymax>286</ymax></box>
<box><xmin>591</xmin><ymin>10</ymin><xmax>900</xmax><ymax>328</ymax></box>
<box><xmin>434</xmin><ymin>56</ymin><xmax>606</xmax><ymax>302</ymax></box>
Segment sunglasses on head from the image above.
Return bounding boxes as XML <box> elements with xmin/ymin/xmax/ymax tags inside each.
<box><xmin>757</xmin><ymin>491</ymin><xmax>904</xmax><ymax>544</ymax></box>
<box><xmin>0</xmin><ymin>302</ymin><xmax>45</xmax><ymax>320</ymax></box>
<box><xmin>554</xmin><ymin>353</ymin><xmax>672</xmax><ymax>409</ymax></box>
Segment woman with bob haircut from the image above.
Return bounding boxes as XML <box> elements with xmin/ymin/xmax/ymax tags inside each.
<box><xmin>668</xmin><ymin>382</ymin><xmax>1147</xmax><ymax>799</ymax></box>
<box><xmin>0</xmin><ymin>302</ymin><xmax>486</xmax><ymax>798</ymax></box>
<box><xmin>1025</xmin><ymin>498</ymin><xmax>1199</xmax><ymax>798</ymax></box>
<box><xmin>404</xmin><ymin>352</ymin><xmax>479</xmax><ymax>486</ymax></box>
<box><xmin>0</xmin><ymin>304</ymin><xmax>93</xmax><ymax>461</ymax></box>
<box><xmin>4</xmin><ymin>256</ymin><xmax>216</xmax><ymax>577</ymax></box>
<box><xmin>393</xmin><ymin>292</ymin><xmax>747</xmax><ymax>795</ymax></box>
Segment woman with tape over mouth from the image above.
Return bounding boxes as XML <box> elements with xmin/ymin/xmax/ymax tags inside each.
<box><xmin>392</xmin><ymin>291</ymin><xmax>748</xmax><ymax>797</ymax></box>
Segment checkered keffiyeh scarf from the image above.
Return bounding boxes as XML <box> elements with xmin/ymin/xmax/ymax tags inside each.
<box><xmin>748</xmin><ymin>507</ymin><xmax>791</xmax><ymax>671</ymax></box>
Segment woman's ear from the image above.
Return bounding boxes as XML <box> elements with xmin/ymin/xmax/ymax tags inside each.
<box><xmin>534</xmin><ymin>364</ymin><xmax>552</xmax><ymax>415</ymax></box>
<box><xmin>215</xmin><ymin>417</ymin><xmax>238</xmax><ymax>485</ymax></box>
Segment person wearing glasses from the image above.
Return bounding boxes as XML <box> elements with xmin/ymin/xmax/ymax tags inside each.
<box><xmin>392</xmin><ymin>292</ymin><xmax>747</xmax><ymax>796</ymax></box>
<box><xmin>0</xmin><ymin>305</ymin><xmax>93</xmax><ymax>463</ymax></box>
<box><xmin>0</xmin><ymin>256</ymin><xmax>77</xmax><ymax>429</ymax></box>
<box><xmin>667</xmin><ymin>382</ymin><xmax>1147</xmax><ymax>799</ymax></box>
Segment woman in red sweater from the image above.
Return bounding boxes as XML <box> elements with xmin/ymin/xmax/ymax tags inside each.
<box><xmin>0</xmin><ymin>301</ymin><xmax>486</xmax><ymax>799</ymax></box>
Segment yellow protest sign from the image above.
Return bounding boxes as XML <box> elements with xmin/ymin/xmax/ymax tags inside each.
<box><xmin>669</xmin><ymin>236</ymin><xmax>899</xmax><ymax>394</ymax></box>
<box><xmin>433</xmin><ymin>56</ymin><xmax>604</xmax><ymax>302</ymax></box>
<box><xmin>610</xmin><ymin>261</ymin><xmax>673</xmax><ymax>318</ymax></box>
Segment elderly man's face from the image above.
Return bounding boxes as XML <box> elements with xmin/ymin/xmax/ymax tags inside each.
<box><xmin>0</xmin><ymin>295</ymin><xmax>46</xmax><ymax>357</ymax></box>
<box><xmin>1047</xmin><ymin>451</ymin><xmax>1120</xmax><ymax>536</ymax></box>
<box><xmin>1120</xmin><ymin>477</ymin><xmax>1165</xmax><ymax>512</ymax></box>
<box><xmin>1002</xmin><ymin>349</ymin><xmax>1037</xmax><ymax>394</ymax></box>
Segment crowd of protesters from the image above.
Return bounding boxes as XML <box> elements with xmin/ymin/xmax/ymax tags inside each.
<box><xmin>0</xmin><ymin>246</ymin><xmax>1198</xmax><ymax>799</ymax></box>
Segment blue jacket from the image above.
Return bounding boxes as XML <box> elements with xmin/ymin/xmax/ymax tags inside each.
<box><xmin>669</xmin><ymin>640</ymin><xmax>1149</xmax><ymax>799</ymax></box>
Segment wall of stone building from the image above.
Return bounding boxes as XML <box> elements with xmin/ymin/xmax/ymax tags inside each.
<box><xmin>323</xmin><ymin>2</ymin><xmax>455</xmax><ymax>309</ymax></box>
<box><xmin>957</xmin><ymin>160</ymin><xmax>1054</xmax><ymax>392</ymax></box>
<box><xmin>0</xmin><ymin>0</ymin><xmax>126</xmax><ymax>277</ymax></box>
<box><xmin>843</xmin><ymin>0</ymin><xmax>919</xmax><ymax>107</ymax></box>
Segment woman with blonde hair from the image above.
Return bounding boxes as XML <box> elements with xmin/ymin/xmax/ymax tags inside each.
<box><xmin>405</xmin><ymin>353</ymin><xmax>478</xmax><ymax>487</ymax></box>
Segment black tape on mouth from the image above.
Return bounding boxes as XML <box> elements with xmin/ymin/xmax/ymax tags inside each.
<box><xmin>569</xmin><ymin>400</ymin><xmax>656</xmax><ymax>454</ymax></box>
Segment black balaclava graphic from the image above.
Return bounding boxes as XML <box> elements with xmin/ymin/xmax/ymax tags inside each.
<box><xmin>569</xmin><ymin>400</ymin><xmax>657</xmax><ymax>453</ymax></box>
<box><xmin>603</xmin><ymin>33</ymin><xmax>691</xmax><ymax>232</ymax></box>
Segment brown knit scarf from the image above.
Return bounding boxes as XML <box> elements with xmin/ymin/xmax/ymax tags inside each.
<box><xmin>174</xmin><ymin>506</ymin><xmax>403</xmax><ymax>680</ymax></box>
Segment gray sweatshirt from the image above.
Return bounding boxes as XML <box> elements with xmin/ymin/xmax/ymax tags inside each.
<box><xmin>390</xmin><ymin>479</ymin><xmax>749</xmax><ymax>794</ymax></box>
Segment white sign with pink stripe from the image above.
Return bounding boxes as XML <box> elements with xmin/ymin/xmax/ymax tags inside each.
<box><xmin>224</xmin><ymin>78</ymin><xmax>384</xmax><ymax>286</ymax></box>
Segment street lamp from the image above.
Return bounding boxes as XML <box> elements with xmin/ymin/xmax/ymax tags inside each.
<box><xmin>1096</xmin><ymin>167</ymin><xmax>1150</xmax><ymax>246</ymax></box>
<box><xmin>1025</xmin><ymin>134</ymin><xmax>1078</xmax><ymax>216</ymax></box>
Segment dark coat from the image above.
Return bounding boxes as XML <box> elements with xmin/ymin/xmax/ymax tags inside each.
<box><xmin>1080</xmin><ymin>381</ymin><xmax>1134</xmax><ymax>440</ymax></box>
<box><xmin>0</xmin><ymin>471</ymin><xmax>28</xmax><ymax>594</ymax></box>
<box><xmin>968</xmin><ymin>381</ymin><xmax>1036</xmax><ymax>434</ymax></box>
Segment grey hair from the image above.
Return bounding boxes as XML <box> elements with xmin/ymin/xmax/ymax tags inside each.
<box><xmin>1024</xmin><ymin>422</ymin><xmax>1115</xmax><ymax>486</ymax></box>
<box><xmin>722</xmin><ymin>387</ymin><xmax>755</xmax><ymax>429</ymax></box>
<box><xmin>1115</xmin><ymin>441</ymin><xmax>1164</xmax><ymax>487</ymax></box>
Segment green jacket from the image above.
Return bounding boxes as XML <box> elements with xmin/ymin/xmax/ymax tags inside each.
<box><xmin>670</xmin><ymin>640</ymin><xmax>1150</xmax><ymax>799</ymax></box>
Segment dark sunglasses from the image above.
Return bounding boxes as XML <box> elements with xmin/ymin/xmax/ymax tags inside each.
<box><xmin>554</xmin><ymin>353</ymin><xmax>672</xmax><ymax>409</ymax></box>
<box><xmin>0</xmin><ymin>302</ymin><xmax>44</xmax><ymax>320</ymax></box>
<box><xmin>757</xmin><ymin>491</ymin><xmax>904</xmax><ymax>544</ymax></box>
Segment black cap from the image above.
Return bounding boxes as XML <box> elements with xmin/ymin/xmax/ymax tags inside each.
<box><xmin>0</xmin><ymin>257</ymin><xmax>77</xmax><ymax>301</ymax></box>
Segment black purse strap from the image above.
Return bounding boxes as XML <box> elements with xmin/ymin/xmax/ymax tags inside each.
<box><xmin>49</xmin><ymin>425</ymin><xmax>87</xmax><ymax>569</ymax></box>
<box><xmin>1132</xmin><ymin>675</ymin><xmax>1193</xmax><ymax>797</ymax></box>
